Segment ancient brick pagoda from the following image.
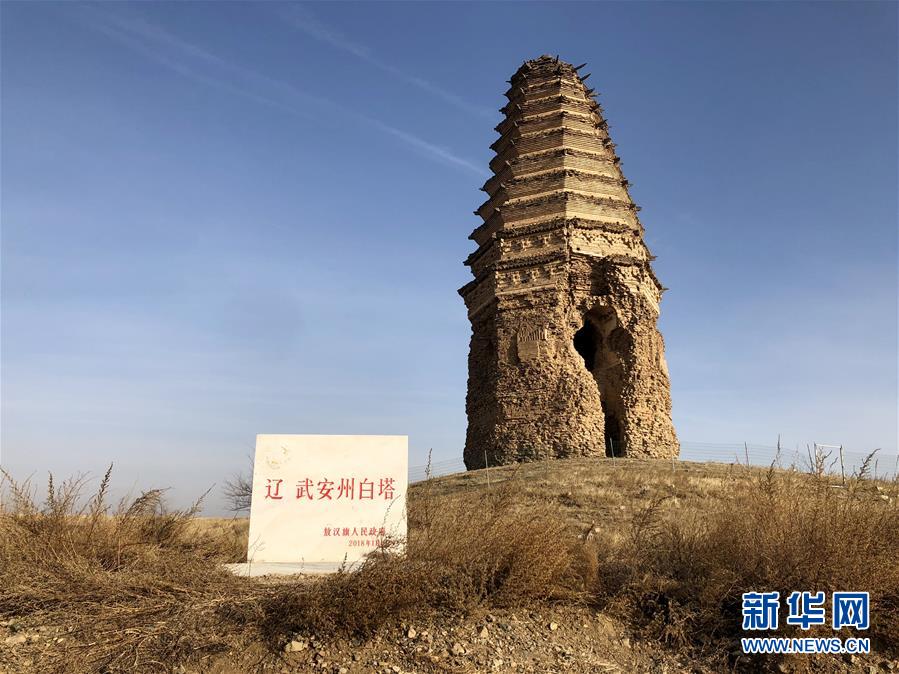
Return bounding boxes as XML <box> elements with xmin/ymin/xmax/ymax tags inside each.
<box><xmin>459</xmin><ymin>55</ymin><xmax>679</xmax><ymax>468</ymax></box>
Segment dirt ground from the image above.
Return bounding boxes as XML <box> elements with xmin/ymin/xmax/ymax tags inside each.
<box><xmin>4</xmin><ymin>603</ymin><xmax>895</xmax><ymax>674</ymax></box>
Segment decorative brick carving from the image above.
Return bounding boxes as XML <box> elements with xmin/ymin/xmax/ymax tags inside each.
<box><xmin>516</xmin><ymin>325</ymin><xmax>550</xmax><ymax>362</ymax></box>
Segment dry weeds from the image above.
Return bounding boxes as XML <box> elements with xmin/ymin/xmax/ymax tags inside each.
<box><xmin>589</xmin><ymin>461</ymin><xmax>899</xmax><ymax>658</ymax></box>
<box><xmin>1</xmin><ymin>456</ymin><xmax>897</xmax><ymax>673</ymax></box>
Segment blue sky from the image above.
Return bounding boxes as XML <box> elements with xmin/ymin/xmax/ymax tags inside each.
<box><xmin>2</xmin><ymin>2</ymin><xmax>896</xmax><ymax>512</ymax></box>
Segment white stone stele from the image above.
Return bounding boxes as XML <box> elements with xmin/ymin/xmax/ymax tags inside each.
<box><xmin>239</xmin><ymin>434</ymin><xmax>408</xmax><ymax>574</ymax></box>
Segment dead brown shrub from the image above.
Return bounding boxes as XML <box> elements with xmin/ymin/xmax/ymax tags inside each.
<box><xmin>0</xmin><ymin>465</ymin><xmax>583</xmax><ymax>672</ymax></box>
<box><xmin>255</xmin><ymin>475</ymin><xmax>583</xmax><ymax>643</ymax></box>
<box><xmin>0</xmin><ymin>467</ymin><xmax>254</xmax><ymax>673</ymax></box>
<box><xmin>591</xmin><ymin>462</ymin><xmax>899</xmax><ymax>659</ymax></box>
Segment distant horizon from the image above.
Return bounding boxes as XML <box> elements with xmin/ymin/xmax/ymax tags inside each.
<box><xmin>2</xmin><ymin>1</ymin><xmax>896</xmax><ymax>514</ymax></box>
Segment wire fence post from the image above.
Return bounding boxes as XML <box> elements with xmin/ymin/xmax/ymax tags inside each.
<box><xmin>839</xmin><ymin>445</ymin><xmax>846</xmax><ymax>485</ymax></box>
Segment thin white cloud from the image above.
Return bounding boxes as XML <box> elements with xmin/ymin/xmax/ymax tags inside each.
<box><xmin>77</xmin><ymin>5</ymin><xmax>487</xmax><ymax>177</ymax></box>
<box><xmin>281</xmin><ymin>7</ymin><xmax>372</xmax><ymax>60</ymax></box>
<box><xmin>280</xmin><ymin>5</ymin><xmax>496</xmax><ymax>121</ymax></box>
<box><xmin>87</xmin><ymin>13</ymin><xmax>291</xmax><ymax>112</ymax></box>
<box><xmin>369</xmin><ymin>120</ymin><xmax>487</xmax><ymax>175</ymax></box>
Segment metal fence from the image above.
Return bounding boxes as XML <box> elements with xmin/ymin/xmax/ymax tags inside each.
<box><xmin>409</xmin><ymin>441</ymin><xmax>899</xmax><ymax>484</ymax></box>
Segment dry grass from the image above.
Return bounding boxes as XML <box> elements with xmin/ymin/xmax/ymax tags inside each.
<box><xmin>247</xmin><ymin>477</ymin><xmax>581</xmax><ymax>646</ymax></box>
<box><xmin>0</xmin><ymin>465</ymin><xmax>582</xmax><ymax>672</ymax></box>
<box><xmin>1</xmin><ymin>457</ymin><xmax>897</xmax><ymax>672</ymax></box>
<box><xmin>0</xmin><ymin>467</ymin><xmax>252</xmax><ymax>671</ymax></box>
<box><xmin>184</xmin><ymin>517</ymin><xmax>248</xmax><ymax>563</ymax></box>
<box><xmin>589</xmin><ymin>462</ymin><xmax>899</xmax><ymax>657</ymax></box>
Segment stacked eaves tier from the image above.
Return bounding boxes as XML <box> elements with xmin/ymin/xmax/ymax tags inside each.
<box><xmin>460</xmin><ymin>54</ymin><xmax>662</xmax><ymax>319</ymax></box>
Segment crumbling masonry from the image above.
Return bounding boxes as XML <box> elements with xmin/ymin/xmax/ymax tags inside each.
<box><xmin>459</xmin><ymin>56</ymin><xmax>679</xmax><ymax>468</ymax></box>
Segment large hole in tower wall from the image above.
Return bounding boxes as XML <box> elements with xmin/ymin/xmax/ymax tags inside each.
<box><xmin>573</xmin><ymin>322</ymin><xmax>597</xmax><ymax>370</ymax></box>
<box><xmin>574</xmin><ymin>311</ymin><xmax>627</xmax><ymax>457</ymax></box>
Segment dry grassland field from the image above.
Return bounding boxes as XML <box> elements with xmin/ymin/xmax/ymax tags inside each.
<box><xmin>3</xmin><ymin>4</ymin><xmax>897</xmax><ymax>674</ymax></box>
<box><xmin>1</xmin><ymin>457</ymin><xmax>897</xmax><ymax>674</ymax></box>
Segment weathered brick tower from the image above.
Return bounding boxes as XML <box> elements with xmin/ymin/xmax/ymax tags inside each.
<box><xmin>459</xmin><ymin>55</ymin><xmax>679</xmax><ymax>468</ymax></box>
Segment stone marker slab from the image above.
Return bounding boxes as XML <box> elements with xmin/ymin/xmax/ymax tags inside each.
<box><xmin>246</xmin><ymin>434</ymin><xmax>407</xmax><ymax>567</ymax></box>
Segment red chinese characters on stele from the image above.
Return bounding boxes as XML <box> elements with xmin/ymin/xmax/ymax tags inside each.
<box><xmin>247</xmin><ymin>434</ymin><xmax>407</xmax><ymax>566</ymax></box>
<box><xmin>263</xmin><ymin>477</ymin><xmax>396</xmax><ymax>501</ymax></box>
